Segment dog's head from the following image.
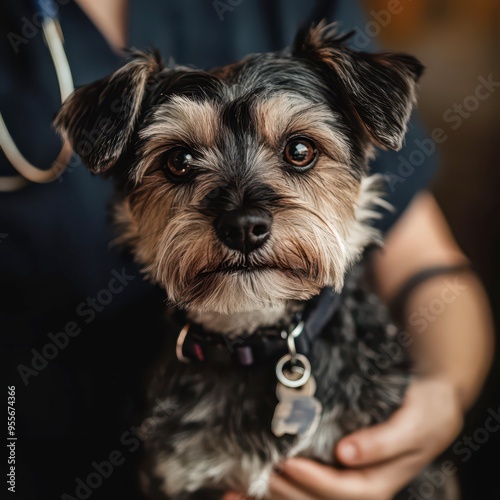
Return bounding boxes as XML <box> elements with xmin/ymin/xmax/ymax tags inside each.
<box><xmin>54</xmin><ymin>23</ymin><xmax>422</xmax><ymax>314</ymax></box>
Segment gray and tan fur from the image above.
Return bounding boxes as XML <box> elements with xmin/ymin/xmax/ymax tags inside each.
<box><xmin>55</xmin><ymin>22</ymin><xmax>451</xmax><ymax>500</ymax></box>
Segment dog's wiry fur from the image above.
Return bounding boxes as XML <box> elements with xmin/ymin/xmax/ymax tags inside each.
<box><xmin>53</xmin><ymin>22</ymin><xmax>449</xmax><ymax>499</ymax></box>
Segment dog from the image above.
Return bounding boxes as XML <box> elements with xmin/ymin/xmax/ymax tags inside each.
<box><xmin>54</xmin><ymin>21</ymin><xmax>450</xmax><ymax>500</ymax></box>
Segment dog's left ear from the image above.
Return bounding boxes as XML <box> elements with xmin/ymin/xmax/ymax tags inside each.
<box><xmin>292</xmin><ymin>22</ymin><xmax>424</xmax><ymax>150</ymax></box>
<box><xmin>54</xmin><ymin>51</ymin><xmax>163</xmax><ymax>174</ymax></box>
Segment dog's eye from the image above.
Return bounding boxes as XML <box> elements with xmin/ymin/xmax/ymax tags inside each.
<box><xmin>283</xmin><ymin>138</ymin><xmax>317</xmax><ymax>170</ymax></box>
<box><xmin>166</xmin><ymin>147</ymin><xmax>194</xmax><ymax>177</ymax></box>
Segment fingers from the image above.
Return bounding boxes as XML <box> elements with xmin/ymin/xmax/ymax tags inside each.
<box><xmin>283</xmin><ymin>458</ymin><xmax>390</xmax><ymax>499</ymax></box>
<box><xmin>336</xmin><ymin>377</ymin><xmax>464</xmax><ymax>468</ymax></box>
<box><xmin>268</xmin><ymin>474</ymin><xmax>319</xmax><ymax>500</ymax></box>
<box><xmin>224</xmin><ymin>477</ymin><xmax>320</xmax><ymax>500</ymax></box>
<box><xmin>223</xmin><ymin>493</ymin><xmax>246</xmax><ymax>500</ymax></box>
<box><xmin>279</xmin><ymin>459</ymin><xmax>347</xmax><ymax>498</ymax></box>
<box><xmin>336</xmin><ymin>406</ymin><xmax>420</xmax><ymax>467</ymax></box>
<box><xmin>226</xmin><ymin>453</ymin><xmax>425</xmax><ymax>500</ymax></box>
<box><xmin>280</xmin><ymin>455</ymin><xmax>423</xmax><ymax>500</ymax></box>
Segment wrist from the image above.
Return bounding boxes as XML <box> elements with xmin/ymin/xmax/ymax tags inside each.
<box><xmin>412</xmin><ymin>361</ymin><xmax>474</xmax><ymax>414</ymax></box>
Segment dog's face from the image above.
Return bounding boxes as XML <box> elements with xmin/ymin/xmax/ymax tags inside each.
<box><xmin>55</xmin><ymin>23</ymin><xmax>422</xmax><ymax>314</ymax></box>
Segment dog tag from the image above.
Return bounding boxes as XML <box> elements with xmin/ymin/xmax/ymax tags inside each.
<box><xmin>271</xmin><ymin>373</ymin><xmax>322</xmax><ymax>437</ymax></box>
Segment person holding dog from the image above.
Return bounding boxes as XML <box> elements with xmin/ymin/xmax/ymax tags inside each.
<box><xmin>1</xmin><ymin>1</ymin><xmax>493</xmax><ymax>499</ymax></box>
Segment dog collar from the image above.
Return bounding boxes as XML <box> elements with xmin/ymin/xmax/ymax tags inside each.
<box><xmin>173</xmin><ymin>287</ymin><xmax>341</xmax><ymax>367</ymax></box>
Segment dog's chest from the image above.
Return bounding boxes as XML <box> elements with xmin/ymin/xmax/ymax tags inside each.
<box><xmin>143</xmin><ymin>337</ymin><xmax>406</xmax><ymax>498</ymax></box>
<box><xmin>142</xmin><ymin>283</ymin><xmax>410</xmax><ymax>498</ymax></box>
<box><xmin>144</xmin><ymin>359</ymin><xmax>342</xmax><ymax>497</ymax></box>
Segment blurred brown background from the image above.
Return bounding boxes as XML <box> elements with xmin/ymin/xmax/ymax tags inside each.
<box><xmin>361</xmin><ymin>0</ymin><xmax>500</xmax><ymax>497</ymax></box>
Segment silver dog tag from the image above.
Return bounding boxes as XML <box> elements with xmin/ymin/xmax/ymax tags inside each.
<box><xmin>271</xmin><ymin>374</ymin><xmax>322</xmax><ymax>437</ymax></box>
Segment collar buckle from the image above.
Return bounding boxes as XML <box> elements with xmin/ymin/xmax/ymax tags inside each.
<box><xmin>276</xmin><ymin>320</ymin><xmax>312</xmax><ymax>388</ymax></box>
<box><xmin>176</xmin><ymin>323</ymin><xmax>191</xmax><ymax>363</ymax></box>
<box><xmin>284</xmin><ymin>320</ymin><xmax>305</xmax><ymax>364</ymax></box>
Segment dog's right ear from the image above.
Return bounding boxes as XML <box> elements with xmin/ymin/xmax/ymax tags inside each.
<box><xmin>54</xmin><ymin>51</ymin><xmax>163</xmax><ymax>174</ymax></box>
<box><xmin>292</xmin><ymin>22</ymin><xmax>423</xmax><ymax>151</ymax></box>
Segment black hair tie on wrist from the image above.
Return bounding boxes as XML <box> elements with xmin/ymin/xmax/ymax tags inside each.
<box><xmin>389</xmin><ymin>263</ymin><xmax>471</xmax><ymax>324</ymax></box>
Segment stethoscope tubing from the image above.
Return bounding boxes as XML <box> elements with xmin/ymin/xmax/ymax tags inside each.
<box><xmin>0</xmin><ymin>4</ymin><xmax>74</xmax><ymax>192</ymax></box>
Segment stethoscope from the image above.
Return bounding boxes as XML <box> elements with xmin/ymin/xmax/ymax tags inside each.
<box><xmin>0</xmin><ymin>0</ymin><xmax>338</xmax><ymax>193</ymax></box>
<box><xmin>0</xmin><ymin>0</ymin><xmax>74</xmax><ymax>192</ymax></box>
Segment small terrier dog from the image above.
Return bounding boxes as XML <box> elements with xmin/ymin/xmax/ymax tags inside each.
<box><xmin>54</xmin><ymin>22</ymin><xmax>439</xmax><ymax>500</ymax></box>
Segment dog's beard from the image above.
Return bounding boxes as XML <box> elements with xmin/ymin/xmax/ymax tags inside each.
<box><xmin>114</xmin><ymin>176</ymin><xmax>385</xmax><ymax>314</ymax></box>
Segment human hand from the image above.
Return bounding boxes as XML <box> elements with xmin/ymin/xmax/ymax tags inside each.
<box><xmin>224</xmin><ymin>375</ymin><xmax>464</xmax><ymax>500</ymax></box>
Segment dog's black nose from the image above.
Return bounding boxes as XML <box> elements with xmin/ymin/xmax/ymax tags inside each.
<box><xmin>215</xmin><ymin>209</ymin><xmax>272</xmax><ymax>253</ymax></box>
